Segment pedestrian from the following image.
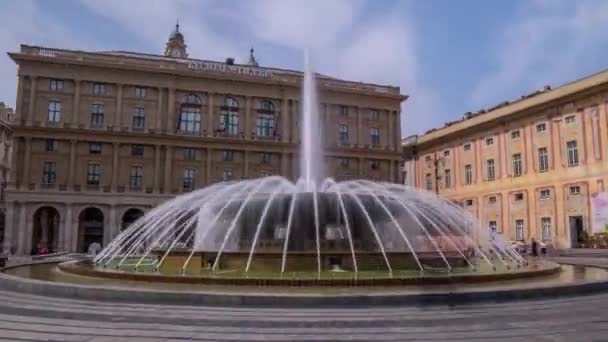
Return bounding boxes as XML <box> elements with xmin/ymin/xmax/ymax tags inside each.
<box><xmin>531</xmin><ymin>238</ymin><xmax>538</xmax><ymax>257</ymax></box>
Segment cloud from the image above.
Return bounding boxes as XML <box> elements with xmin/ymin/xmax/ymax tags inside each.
<box><xmin>471</xmin><ymin>0</ymin><xmax>608</xmax><ymax>108</ymax></box>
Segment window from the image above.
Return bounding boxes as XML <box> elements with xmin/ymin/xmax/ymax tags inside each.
<box><xmin>93</xmin><ymin>83</ymin><xmax>105</xmax><ymax>95</ymax></box>
<box><xmin>511</xmin><ymin>130</ymin><xmax>521</xmax><ymax>139</ymax></box>
<box><xmin>91</xmin><ymin>103</ymin><xmax>104</xmax><ymax>128</ymax></box>
<box><xmin>486</xmin><ymin>159</ymin><xmax>495</xmax><ymax>181</ymax></box>
<box><xmin>567</xmin><ymin>141</ymin><xmax>578</xmax><ymax>167</ymax></box>
<box><xmin>183</xmin><ymin>148</ymin><xmax>196</xmax><ymax>161</ymax></box>
<box><xmin>512</xmin><ymin>153</ymin><xmax>522</xmax><ymax>177</ymax></box>
<box><xmin>371</xmin><ymin>110</ymin><xmax>379</xmax><ymax>121</ymax></box>
<box><xmin>489</xmin><ymin>221</ymin><xmax>497</xmax><ymax>234</ymax></box>
<box><xmin>87</xmin><ymin>164</ymin><xmax>101</xmax><ymax>186</ymax></box>
<box><xmin>370</xmin><ymin>127</ymin><xmax>380</xmax><ymax>145</ymax></box>
<box><xmin>463</xmin><ymin>143</ymin><xmax>471</xmax><ymax>151</ymax></box>
<box><xmin>541</xmin><ymin>217</ymin><xmax>552</xmax><ymax>241</ymax></box>
<box><xmin>256</xmin><ymin>101</ymin><xmax>275</xmax><ymax>137</ymax></box>
<box><xmin>47</xmin><ymin>100</ymin><xmax>62</xmax><ymax>123</ymax></box>
<box><xmin>569</xmin><ymin>185</ymin><xmax>581</xmax><ymax>195</ymax></box>
<box><xmin>515</xmin><ymin>220</ymin><xmax>524</xmax><ymax>241</ymax></box>
<box><xmin>135</xmin><ymin>87</ymin><xmax>146</xmax><ymax>98</ymax></box>
<box><xmin>45</xmin><ymin>139</ymin><xmax>57</xmax><ymax>152</ymax></box>
<box><xmin>183</xmin><ymin>168</ymin><xmax>195</xmax><ymax>191</ymax></box>
<box><xmin>340</xmin><ymin>105</ymin><xmax>348</xmax><ymax>116</ymax></box>
<box><xmin>178</xmin><ymin>108</ymin><xmax>201</xmax><ymax>133</ymax></box>
<box><xmin>339</xmin><ymin>124</ymin><xmax>349</xmax><ymax>143</ymax></box>
<box><xmin>565</xmin><ymin>115</ymin><xmax>575</xmax><ymax>124</ymax></box>
<box><xmin>223</xmin><ymin>150</ymin><xmax>234</xmax><ymax>161</ymax></box>
<box><xmin>538</xmin><ymin>147</ymin><xmax>549</xmax><ymax>172</ymax></box>
<box><xmin>89</xmin><ymin>143</ymin><xmax>101</xmax><ymax>154</ymax></box>
<box><xmin>340</xmin><ymin>158</ymin><xmax>349</xmax><ymax>168</ymax></box>
<box><xmin>223</xmin><ymin>169</ymin><xmax>233</xmax><ymax>181</ymax></box>
<box><xmin>261</xmin><ymin>152</ymin><xmax>271</xmax><ymax>164</ymax></box>
<box><xmin>219</xmin><ymin>97</ymin><xmax>239</xmax><ymax>136</ymax></box>
<box><xmin>49</xmin><ymin>79</ymin><xmax>63</xmax><ymax>91</ymax></box>
<box><xmin>443</xmin><ymin>150</ymin><xmax>450</xmax><ymax>157</ymax></box>
<box><xmin>540</xmin><ymin>189</ymin><xmax>551</xmax><ymax>199</ymax></box>
<box><xmin>425</xmin><ymin>173</ymin><xmax>432</xmax><ymax>191</ymax></box>
<box><xmin>444</xmin><ymin>169</ymin><xmax>451</xmax><ymax>188</ymax></box>
<box><xmin>42</xmin><ymin>161</ymin><xmax>56</xmax><ymax>185</ymax></box>
<box><xmin>514</xmin><ymin>192</ymin><xmax>524</xmax><ymax>201</ymax></box>
<box><xmin>488</xmin><ymin>196</ymin><xmax>497</xmax><ymax>204</ymax></box>
<box><xmin>536</xmin><ymin>123</ymin><xmax>546</xmax><ymax>132</ymax></box>
<box><xmin>465</xmin><ymin>199</ymin><xmax>473</xmax><ymax>206</ymax></box>
<box><xmin>131</xmin><ymin>144</ymin><xmax>144</xmax><ymax>156</ymax></box>
<box><xmin>129</xmin><ymin>166</ymin><xmax>143</xmax><ymax>189</ymax></box>
<box><xmin>133</xmin><ymin>107</ymin><xmax>145</xmax><ymax>130</ymax></box>
<box><xmin>465</xmin><ymin>164</ymin><xmax>473</xmax><ymax>185</ymax></box>
<box><xmin>486</xmin><ymin>137</ymin><xmax>494</xmax><ymax>145</ymax></box>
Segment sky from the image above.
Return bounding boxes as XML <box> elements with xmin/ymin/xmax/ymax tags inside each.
<box><xmin>1</xmin><ymin>0</ymin><xmax>608</xmax><ymax>137</ymax></box>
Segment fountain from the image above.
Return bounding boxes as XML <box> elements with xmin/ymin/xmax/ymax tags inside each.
<box><xmin>87</xmin><ymin>50</ymin><xmax>527</xmax><ymax>283</ymax></box>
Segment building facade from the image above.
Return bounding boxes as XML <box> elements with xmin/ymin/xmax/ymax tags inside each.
<box><xmin>402</xmin><ymin>70</ymin><xmax>608</xmax><ymax>249</ymax></box>
<box><xmin>4</xmin><ymin>26</ymin><xmax>405</xmax><ymax>255</ymax></box>
<box><xmin>0</xmin><ymin>103</ymin><xmax>14</xmax><ymax>251</ymax></box>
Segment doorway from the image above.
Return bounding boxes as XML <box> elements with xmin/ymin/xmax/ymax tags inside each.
<box><xmin>569</xmin><ymin>216</ymin><xmax>584</xmax><ymax>248</ymax></box>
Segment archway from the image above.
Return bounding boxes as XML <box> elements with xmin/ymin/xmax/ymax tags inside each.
<box><xmin>78</xmin><ymin>207</ymin><xmax>104</xmax><ymax>253</ymax></box>
<box><xmin>121</xmin><ymin>208</ymin><xmax>144</xmax><ymax>231</ymax></box>
<box><xmin>31</xmin><ymin>206</ymin><xmax>60</xmax><ymax>255</ymax></box>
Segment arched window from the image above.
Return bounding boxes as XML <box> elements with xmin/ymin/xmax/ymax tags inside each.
<box><xmin>178</xmin><ymin>94</ymin><xmax>201</xmax><ymax>134</ymax></box>
<box><xmin>219</xmin><ymin>97</ymin><xmax>239</xmax><ymax>136</ymax></box>
<box><xmin>256</xmin><ymin>100</ymin><xmax>275</xmax><ymax>138</ymax></box>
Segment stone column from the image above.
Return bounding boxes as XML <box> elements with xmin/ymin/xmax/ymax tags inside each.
<box><xmin>475</xmin><ymin>139</ymin><xmax>482</xmax><ymax>182</ymax></box>
<box><xmin>394</xmin><ymin>110</ymin><xmax>401</xmax><ymax>150</ymax></box>
<box><xmin>153</xmin><ymin>145</ymin><xmax>161</xmax><ymax>193</ymax></box>
<box><xmin>17</xmin><ymin>204</ymin><xmax>27</xmax><ymax>255</ymax></box>
<box><xmin>67</xmin><ymin>139</ymin><xmax>76</xmax><ymax>188</ymax></box>
<box><xmin>207</xmin><ymin>92</ymin><xmax>214</xmax><ymax>136</ymax></box>
<box><xmin>389</xmin><ymin>160</ymin><xmax>395</xmax><ymax>182</ymax></box>
<box><xmin>551</xmin><ymin>118</ymin><xmax>563</xmax><ymax>169</ymax></box>
<box><xmin>27</xmin><ymin>76</ymin><xmax>37</xmax><ymax>125</ymax></box>
<box><xmin>167</xmin><ymin>88</ymin><xmax>175</xmax><ymax>133</ymax></box>
<box><xmin>111</xmin><ymin>143</ymin><xmax>119</xmax><ymax>192</ymax></box>
<box><xmin>156</xmin><ymin>87</ymin><xmax>163</xmax><ymax>131</ymax></box>
<box><xmin>281</xmin><ymin>96</ymin><xmax>289</xmax><ymax>142</ymax></box>
<box><xmin>206</xmin><ymin>147</ymin><xmax>212</xmax><ymax>185</ymax></box>
<box><xmin>356</xmin><ymin>106</ymin><xmax>363</xmax><ymax>147</ymax></box>
<box><xmin>114</xmin><ymin>84</ymin><xmax>123</xmax><ymax>129</ymax></box>
<box><xmin>15</xmin><ymin>75</ymin><xmax>24</xmax><ymax>123</ymax></box>
<box><xmin>3</xmin><ymin>201</ymin><xmax>14</xmax><ymax>254</ymax></box>
<box><xmin>72</xmin><ymin>79</ymin><xmax>81</xmax><ymax>126</ymax></box>
<box><xmin>164</xmin><ymin>146</ymin><xmax>172</xmax><ymax>193</ymax></box>
<box><xmin>244</xmin><ymin>150</ymin><xmax>249</xmax><ymax>178</ymax></box>
<box><xmin>524</xmin><ymin>125</ymin><xmax>534</xmax><ymax>174</ymax></box>
<box><xmin>528</xmin><ymin>190</ymin><xmax>538</xmax><ymax>240</ymax></box>
<box><xmin>500</xmin><ymin>130</ymin><xmax>508</xmax><ymax>178</ymax></box>
<box><xmin>40</xmin><ymin>209</ymin><xmax>49</xmax><ymax>248</ymax></box>
<box><xmin>71</xmin><ymin>209</ymin><xmax>79</xmax><ymax>253</ymax></box>
<box><xmin>554</xmin><ymin>186</ymin><xmax>566</xmax><ymax>248</ymax></box>
<box><xmin>454</xmin><ymin>146</ymin><xmax>461</xmax><ymax>189</ymax></box>
<box><xmin>21</xmin><ymin>137</ymin><xmax>31</xmax><ymax>190</ymax></box>
<box><xmin>245</xmin><ymin>96</ymin><xmax>251</xmax><ymax>138</ymax></box>
<box><xmin>108</xmin><ymin>206</ymin><xmax>117</xmax><ymax>245</ymax></box>
<box><xmin>600</xmin><ymin>103</ymin><xmax>608</xmax><ymax>161</ymax></box>
<box><xmin>388</xmin><ymin>111</ymin><xmax>394</xmax><ymax>151</ymax></box>
<box><xmin>358</xmin><ymin>157</ymin><xmax>364</xmax><ymax>177</ymax></box>
<box><xmin>63</xmin><ymin>205</ymin><xmax>73</xmax><ymax>252</ymax></box>
<box><xmin>501</xmin><ymin>193</ymin><xmax>510</xmax><ymax>239</ymax></box>
<box><xmin>291</xmin><ymin>100</ymin><xmax>298</xmax><ymax>143</ymax></box>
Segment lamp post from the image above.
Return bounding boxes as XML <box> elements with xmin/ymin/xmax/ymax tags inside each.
<box><xmin>426</xmin><ymin>152</ymin><xmax>446</xmax><ymax>195</ymax></box>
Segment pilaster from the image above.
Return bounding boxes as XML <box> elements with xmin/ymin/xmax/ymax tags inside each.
<box><xmin>72</xmin><ymin>79</ymin><xmax>81</xmax><ymax>126</ymax></box>
<box><xmin>111</xmin><ymin>142</ymin><xmax>119</xmax><ymax>192</ymax></box>
<box><xmin>27</xmin><ymin>76</ymin><xmax>37</xmax><ymax>125</ymax></box>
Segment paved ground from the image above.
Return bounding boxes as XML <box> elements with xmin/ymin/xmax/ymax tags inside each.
<box><xmin>0</xmin><ymin>288</ymin><xmax>606</xmax><ymax>341</ymax></box>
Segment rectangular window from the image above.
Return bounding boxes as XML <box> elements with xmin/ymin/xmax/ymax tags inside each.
<box><xmin>511</xmin><ymin>130</ymin><xmax>521</xmax><ymax>139</ymax></box>
<box><xmin>87</xmin><ymin>164</ymin><xmax>101</xmax><ymax>186</ymax></box>
<box><xmin>565</xmin><ymin>115</ymin><xmax>575</xmax><ymax>124</ymax></box>
<box><xmin>261</xmin><ymin>152</ymin><xmax>271</xmax><ymax>164</ymax></box>
<box><xmin>256</xmin><ymin>113</ymin><xmax>275</xmax><ymax>137</ymax></box>
<box><xmin>541</xmin><ymin>217</ymin><xmax>552</xmax><ymax>241</ymax></box>
<box><xmin>223</xmin><ymin>150</ymin><xmax>234</xmax><ymax>161</ymax></box>
<box><xmin>42</xmin><ymin>161</ymin><xmax>56</xmax><ymax>185</ymax></box>
<box><xmin>465</xmin><ymin>199</ymin><xmax>473</xmax><ymax>206</ymax></box>
<box><xmin>129</xmin><ymin>166</ymin><xmax>143</xmax><ymax>189</ymax></box>
<box><xmin>489</xmin><ymin>221</ymin><xmax>497</xmax><ymax>234</ymax></box>
<box><xmin>340</xmin><ymin>105</ymin><xmax>348</xmax><ymax>116</ymax></box>
<box><xmin>371</xmin><ymin>110</ymin><xmax>379</xmax><ymax>121</ymax></box>
<box><xmin>135</xmin><ymin>87</ymin><xmax>146</xmax><ymax>98</ymax></box>
<box><xmin>489</xmin><ymin>196</ymin><xmax>497</xmax><ymax>204</ymax></box>
<box><xmin>515</xmin><ymin>219</ymin><xmax>524</xmax><ymax>241</ymax></box>
<box><xmin>338</xmin><ymin>124</ymin><xmax>349</xmax><ymax>143</ymax></box>
<box><xmin>183</xmin><ymin>148</ymin><xmax>196</xmax><ymax>161</ymax></box>
<box><xmin>486</xmin><ymin>137</ymin><xmax>494</xmax><ymax>145</ymax></box>
<box><xmin>91</xmin><ymin>103</ymin><xmax>104</xmax><ymax>128</ymax></box>
<box><xmin>93</xmin><ymin>83</ymin><xmax>105</xmax><ymax>95</ymax></box>
<box><xmin>465</xmin><ymin>164</ymin><xmax>473</xmax><ymax>185</ymax></box>
<box><xmin>179</xmin><ymin>108</ymin><xmax>201</xmax><ymax>134</ymax></box>
<box><xmin>49</xmin><ymin>79</ymin><xmax>63</xmax><ymax>91</ymax></box>
<box><xmin>340</xmin><ymin>158</ymin><xmax>349</xmax><ymax>168</ymax></box>
<box><xmin>183</xmin><ymin>168</ymin><xmax>195</xmax><ymax>191</ymax></box>
<box><xmin>567</xmin><ymin>141</ymin><xmax>578</xmax><ymax>167</ymax></box>
<box><xmin>425</xmin><ymin>173</ymin><xmax>432</xmax><ymax>191</ymax></box>
<box><xmin>443</xmin><ymin>150</ymin><xmax>450</xmax><ymax>157</ymax></box>
<box><xmin>536</xmin><ymin>123</ymin><xmax>546</xmax><ymax>132</ymax></box>
<box><xmin>47</xmin><ymin>100</ymin><xmax>62</xmax><ymax>123</ymax></box>
<box><xmin>370</xmin><ymin>127</ymin><xmax>380</xmax><ymax>145</ymax></box>
<box><xmin>223</xmin><ymin>169</ymin><xmax>233</xmax><ymax>181</ymax></box>
<box><xmin>45</xmin><ymin>139</ymin><xmax>57</xmax><ymax>152</ymax></box>
<box><xmin>538</xmin><ymin>147</ymin><xmax>549</xmax><ymax>172</ymax></box>
<box><xmin>132</xmin><ymin>107</ymin><xmax>145</xmax><ymax>130</ymax></box>
<box><xmin>540</xmin><ymin>189</ymin><xmax>551</xmax><ymax>199</ymax></box>
<box><xmin>131</xmin><ymin>144</ymin><xmax>144</xmax><ymax>157</ymax></box>
<box><xmin>569</xmin><ymin>185</ymin><xmax>581</xmax><ymax>195</ymax></box>
<box><xmin>486</xmin><ymin>159</ymin><xmax>495</xmax><ymax>181</ymax></box>
<box><xmin>89</xmin><ymin>143</ymin><xmax>102</xmax><ymax>154</ymax></box>
<box><xmin>512</xmin><ymin>153</ymin><xmax>522</xmax><ymax>177</ymax></box>
<box><xmin>514</xmin><ymin>192</ymin><xmax>524</xmax><ymax>201</ymax></box>
<box><xmin>444</xmin><ymin>169</ymin><xmax>451</xmax><ymax>188</ymax></box>
<box><xmin>463</xmin><ymin>143</ymin><xmax>471</xmax><ymax>151</ymax></box>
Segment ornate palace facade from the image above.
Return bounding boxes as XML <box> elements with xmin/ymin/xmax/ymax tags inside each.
<box><xmin>402</xmin><ymin>70</ymin><xmax>608</xmax><ymax>249</ymax></box>
<box><xmin>5</xmin><ymin>25</ymin><xmax>405</xmax><ymax>255</ymax></box>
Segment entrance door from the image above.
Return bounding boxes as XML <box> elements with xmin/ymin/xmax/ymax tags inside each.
<box><xmin>569</xmin><ymin>216</ymin><xmax>584</xmax><ymax>248</ymax></box>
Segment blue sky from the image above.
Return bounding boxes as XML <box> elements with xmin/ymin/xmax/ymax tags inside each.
<box><xmin>2</xmin><ymin>0</ymin><xmax>608</xmax><ymax>136</ymax></box>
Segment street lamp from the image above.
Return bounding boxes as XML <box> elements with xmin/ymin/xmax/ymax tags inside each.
<box><xmin>426</xmin><ymin>152</ymin><xmax>446</xmax><ymax>195</ymax></box>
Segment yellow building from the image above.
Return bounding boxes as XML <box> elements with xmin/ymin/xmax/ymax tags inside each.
<box><xmin>402</xmin><ymin>70</ymin><xmax>608</xmax><ymax>249</ymax></box>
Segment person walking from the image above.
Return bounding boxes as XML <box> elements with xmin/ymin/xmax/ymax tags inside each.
<box><xmin>531</xmin><ymin>238</ymin><xmax>538</xmax><ymax>257</ymax></box>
